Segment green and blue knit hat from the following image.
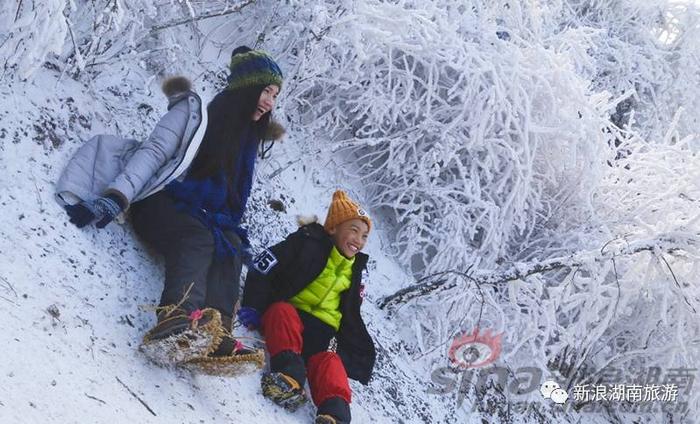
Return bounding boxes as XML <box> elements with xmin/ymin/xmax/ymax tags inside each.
<box><xmin>226</xmin><ymin>48</ymin><xmax>283</xmax><ymax>92</ymax></box>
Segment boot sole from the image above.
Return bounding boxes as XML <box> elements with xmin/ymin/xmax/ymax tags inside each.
<box><xmin>182</xmin><ymin>349</ymin><xmax>265</xmax><ymax>376</ymax></box>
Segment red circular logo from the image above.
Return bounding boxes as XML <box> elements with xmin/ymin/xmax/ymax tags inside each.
<box><xmin>448</xmin><ymin>327</ymin><xmax>503</xmax><ymax>369</ymax></box>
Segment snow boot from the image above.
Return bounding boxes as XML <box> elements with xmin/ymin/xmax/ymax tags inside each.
<box><xmin>140</xmin><ymin>307</ymin><xmax>223</xmax><ymax>367</ymax></box>
<box><xmin>210</xmin><ymin>315</ymin><xmax>257</xmax><ymax>356</ymax></box>
<box><xmin>261</xmin><ymin>371</ymin><xmax>308</xmax><ymax>412</ymax></box>
<box><xmin>315</xmin><ymin>415</ymin><xmax>349</xmax><ymax>424</ymax></box>
<box><xmin>316</xmin><ymin>397</ymin><xmax>351</xmax><ymax>423</ymax></box>
<box><xmin>182</xmin><ymin>315</ymin><xmax>265</xmax><ymax>376</ymax></box>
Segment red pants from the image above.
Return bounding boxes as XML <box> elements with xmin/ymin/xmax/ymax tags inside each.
<box><xmin>262</xmin><ymin>301</ymin><xmax>352</xmax><ymax>406</ymax></box>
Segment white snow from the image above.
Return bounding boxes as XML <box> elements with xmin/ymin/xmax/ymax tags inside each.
<box><xmin>2</xmin><ymin>1</ymin><xmax>700</xmax><ymax>423</ymax></box>
<box><xmin>0</xmin><ymin>65</ymin><xmax>455</xmax><ymax>423</ymax></box>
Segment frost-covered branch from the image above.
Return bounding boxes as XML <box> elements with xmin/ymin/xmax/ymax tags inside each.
<box><xmin>3</xmin><ymin>1</ymin><xmax>699</xmax><ymax>421</ymax></box>
<box><xmin>281</xmin><ymin>0</ymin><xmax>619</xmax><ymax>277</ymax></box>
<box><xmin>0</xmin><ymin>0</ymin><xmax>265</xmax><ymax>78</ymax></box>
<box><xmin>379</xmin><ymin>233</ymin><xmax>700</xmax><ymax>309</ymax></box>
<box><xmin>150</xmin><ymin>0</ymin><xmax>256</xmax><ymax>32</ymax></box>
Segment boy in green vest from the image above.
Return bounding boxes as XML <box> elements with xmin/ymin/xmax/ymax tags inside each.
<box><xmin>238</xmin><ymin>190</ymin><xmax>376</xmax><ymax>424</ymax></box>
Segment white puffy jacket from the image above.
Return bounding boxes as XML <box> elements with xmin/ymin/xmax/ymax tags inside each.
<box><xmin>55</xmin><ymin>76</ymin><xmax>206</xmax><ymax>209</ymax></box>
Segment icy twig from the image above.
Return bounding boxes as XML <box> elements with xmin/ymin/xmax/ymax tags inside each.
<box><xmin>660</xmin><ymin>254</ymin><xmax>696</xmax><ymax>313</ymax></box>
<box><xmin>84</xmin><ymin>393</ymin><xmax>107</xmax><ymax>405</ymax></box>
<box><xmin>0</xmin><ymin>276</ymin><xmax>17</xmax><ymax>298</ymax></box>
<box><xmin>14</xmin><ymin>0</ymin><xmax>23</xmax><ymax>23</ymax></box>
<box><xmin>115</xmin><ymin>377</ymin><xmax>156</xmax><ymax>416</ymax></box>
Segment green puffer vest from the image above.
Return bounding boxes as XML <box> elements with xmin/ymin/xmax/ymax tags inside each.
<box><xmin>289</xmin><ymin>246</ymin><xmax>354</xmax><ymax>330</ymax></box>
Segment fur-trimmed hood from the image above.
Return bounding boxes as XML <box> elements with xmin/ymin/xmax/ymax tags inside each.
<box><xmin>161</xmin><ymin>76</ymin><xmax>192</xmax><ymax>97</ymax></box>
<box><xmin>264</xmin><ymin>120</ymin><xmax>285</xmax><ymax>141</ymax></box>
<box><xmin>297</xmin><ymin>214</ymin><xmax>319</xmax><ymax>227</ymax></box>
<box><xmin>161</xmin><ymin>76</ymin><xmax>285</xmax><ymax>141</ymax></box>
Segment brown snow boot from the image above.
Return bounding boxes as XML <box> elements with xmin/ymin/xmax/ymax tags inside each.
<box><xmin>140</xmin><ymin>307</ymin><xmax>223</xmax><ymax>366</ymax></box>
<box><xmin>181</xmin><ymin>314</ymin><xmax>265</xmax><ymax>376</ymax></box>
<box><xmin>315</xmin><ymin>397</ymin><xmax>351</xmax><ymax>423</ymax></box>
<box><xmin>315</xmin><ymin>415</ymin><xmax>347</xmax><ymax>424</ymax></box>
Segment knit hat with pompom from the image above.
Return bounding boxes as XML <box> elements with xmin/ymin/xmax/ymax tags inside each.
<box><xmin>226</xmin><ymin>46</ymin><xmax>283</xmax><ymax>92</ymax></box>
<box><xmin>323</xmin><ymin>190</ymin><xmax>372</xmax><ymax>232</ymax></box>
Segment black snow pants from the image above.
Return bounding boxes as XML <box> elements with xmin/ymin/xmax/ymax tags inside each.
<box><xmin>130</xmin><ymin>190</ymin><xmax>243</xmax><ymax>319</ymax></box>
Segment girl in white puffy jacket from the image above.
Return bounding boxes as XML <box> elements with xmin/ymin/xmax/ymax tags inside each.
<box><xmin>55</xmin><ymin>46</ymin><xmax>285</xmax><ymax>368</ymax></box>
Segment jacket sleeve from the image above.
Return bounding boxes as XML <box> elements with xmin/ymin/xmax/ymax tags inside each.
<box><xmin>106</xmin><ymin>99</ymin><xmax>190</xmax><ymax>206</ymax></box>
<box><xmin>242</xmin><ymin>229</ymin><xmax>304</xmax><ymax>313</ymax></box>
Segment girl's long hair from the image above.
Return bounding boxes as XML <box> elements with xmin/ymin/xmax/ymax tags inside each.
<box><xmin>187</xmin><ymin>85</ymin><xmax>271</xmax><ymax>180</ymax></box>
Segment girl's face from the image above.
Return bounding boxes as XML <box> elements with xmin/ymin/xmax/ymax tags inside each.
<box><xmin>252</xmin><ymin>84</ymin><xmax>280</xmax><ymax>121</ymax></box>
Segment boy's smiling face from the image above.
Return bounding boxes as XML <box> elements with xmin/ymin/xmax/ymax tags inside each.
<box><xmin>328</xmin><ymin>218</ymin><xmax>370</xmax><ymax>258</ymax></box>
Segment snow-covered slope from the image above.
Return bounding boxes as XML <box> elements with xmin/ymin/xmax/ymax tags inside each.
<box><xmin>0</xmin><ymin>66</ymin><xmax>460</xmax><ymax>424</ymax></box>
<box><xmin>4</xmin><ymin>2</ymin><xmax>700</xmax><ymax>423</ymax></box>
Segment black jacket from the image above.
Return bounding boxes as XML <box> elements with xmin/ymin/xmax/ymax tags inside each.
<box><xmin>243</xmin><ymin>223</ymin><xmax>376</xmax><ymax>384</ymax></box>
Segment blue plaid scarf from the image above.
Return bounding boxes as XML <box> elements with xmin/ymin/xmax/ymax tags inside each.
<box><xmin>166</xmin><ymin>134</ymin><xmax>258</xmax><ymax>258</ymax></box>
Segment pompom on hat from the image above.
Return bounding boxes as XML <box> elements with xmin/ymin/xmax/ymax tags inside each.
<box><xmin>226</xmin><ymin>46</ymin><xmax>283</xmax><ymax>92</ymax></box>
<box><xmin>323</xmin><ymin>190</ymin><xmax>372</xmax><ymax>233</ymax></box>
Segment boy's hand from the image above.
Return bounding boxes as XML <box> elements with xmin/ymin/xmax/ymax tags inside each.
<box><xmin>237</xmin><ymin>307</ymin><xmax>261</xmax><ymax>330</ymax></box>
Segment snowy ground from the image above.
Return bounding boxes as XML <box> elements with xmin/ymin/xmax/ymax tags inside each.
<box><xmin>3</xmin><ymin>4</ymin><xmax>698</xmax><ymax>419</ymax></box>
<box><xmin>0</xmin><ymin>66</ymin><xmax>462</xmax><ymax>424</ymax></box>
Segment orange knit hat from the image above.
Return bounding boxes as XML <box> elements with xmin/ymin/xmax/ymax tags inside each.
<box><xmin>323</xmin><ymin>190</ymin><xmax>372</xmax><ymax>232</ymax></box>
